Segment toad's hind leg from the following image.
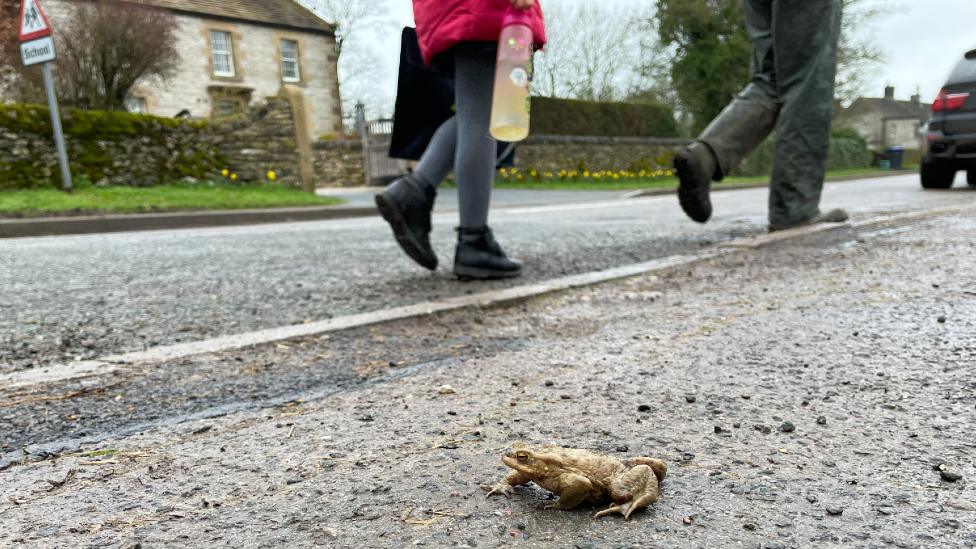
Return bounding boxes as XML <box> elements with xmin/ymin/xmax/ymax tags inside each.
<box><xmin>629</xmin><ymin>457</ymin><xmax>667</xmax><ymax>483</ymax></box>
<box><xmin>595</xmin><ymin>464</ymin><xmax>660</xmax><ymax>520</ymax></box>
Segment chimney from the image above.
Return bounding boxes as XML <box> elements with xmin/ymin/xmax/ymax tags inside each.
<box><xmin>884</xmin><ymin>86</ymin><xmax>895</xmax><ymax>100</ymax></box>
<box><xmin>911</xmin><ymin>94</ymin><xmax>921</xmax><ymax>106</ymax></box>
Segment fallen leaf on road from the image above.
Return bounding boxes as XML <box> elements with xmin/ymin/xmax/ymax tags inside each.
<box><xmin>80</xmin><ymin>459</ymin><xmax>118</xmax><ymax>466</ymax></box>
<box><xmin>432</xmin><ymin>439</ymin><xmax>463</xmax><ymax>449</ymax></box>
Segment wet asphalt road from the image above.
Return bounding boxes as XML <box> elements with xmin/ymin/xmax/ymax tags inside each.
<box><xmin>2</xmin><ymin>174</ymin><xmax>975</xmax><ymax>375</ymax></box>
<box><xmin>1</xmin><ymin>207</ymin><xmax>973</xmax><ymax>548</ymax></box>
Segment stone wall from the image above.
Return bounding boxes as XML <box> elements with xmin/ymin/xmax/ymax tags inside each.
<box><xmin>313</xmin><ymin>141</ymin><xmax>365</xmax><ymax>187</ymax></box>
<box><xmin>0</xmin><ymin>96</ymin><xmax>365</xmax><ymax>189</ymax></box>
<box><xmin>515</xmin><ymin>135</ymin><xmax>690</xmax><ymax>173</ymax></box>
<box><xmin>0</xmin><ymin>106</ymin><xmax>222</xmax><ymax>189</ymax></box>
<box><xmin>0</xmin><ymin>99</ymin><xmax>696</xmax><ymax>190</ymax></box>
<box><xmin>215</xmin><ymin>98</ymin><xmax>303</xmax><ymax>186</ymax></box>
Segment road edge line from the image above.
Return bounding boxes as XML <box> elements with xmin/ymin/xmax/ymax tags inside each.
<box><xmin>3</xmin><ymin>202</ymin><xmax>972</xmax><ymax>390</ymax></box>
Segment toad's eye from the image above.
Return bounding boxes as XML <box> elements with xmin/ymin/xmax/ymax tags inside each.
<box><xmin>515</xmin><ymin>452</ymin><xmax>529</xmax><ymax>461</ymax></box>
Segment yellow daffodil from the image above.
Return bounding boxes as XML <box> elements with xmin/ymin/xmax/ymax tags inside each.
<box><xmin>230</xmin><ymin>173</ymin><xmax>238</xmax><ymax>181</ymax></box>
<box><xmin>267</xmin><ymin>170</ymin><xmax>277</xmax><ymax>181</ymax></box>
<box><xmin>221</xmin><ymin>168</ymin><xmax>230</xmax><ymax>177</ymax></box>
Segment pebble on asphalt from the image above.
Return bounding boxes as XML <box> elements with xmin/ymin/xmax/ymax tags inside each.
<box><xmin>685</xmin><ymin>395</ymin><xmax>697</xmax><ymax>403</ymax></box>
<box><xmin>816</xmin><ymin>416</ymin><xmax>827</xmax><ymax>426</ymax></box>
<box><xmin>826</xmin><ymin>507</ymin><xmax>844</xmax><ymax>516</ymax></box>
<box><xmin>637</xmin><ymin>404</ymin><xmax>651</xmax><ymax>412</ymax></box>
<box><xmin>438</xmin><ymin>385</ymin><xmax>456</xmax><ymax>395</ymax></box>
<box><xmin>779</xmin><ymin>421</ymin><xmax>796</xmax><ymax>433</ymax></box>
<box><xmin>940</xmin><ymin>470</ymin><xmax>963</xmax><ymax>482</ymax></box>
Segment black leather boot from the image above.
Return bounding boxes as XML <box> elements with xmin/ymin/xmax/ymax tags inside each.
<box><xmin>673</xmin><ymin>141</ymin><xmax>718</xmax><ymax>224</ymax></box>
<box><xmin>375</xmin><ymin>175</ymin><xmax>437</xmax><ymax>270</ymax></box>
<box><xmin>453</xmin><ymin>226</ymin><xmax>522</xmax><ymax>280</ymax></box>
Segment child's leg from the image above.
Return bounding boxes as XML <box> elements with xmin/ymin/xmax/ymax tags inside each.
<box><xmin>453</xmin><ymin>43</ymin><xmax>497</xmax><ymax>229</ymax></box>
<box><xmin>412</xmin><ymin>116</ymin><xmax>457</xmax><ymax>188</ymax></box>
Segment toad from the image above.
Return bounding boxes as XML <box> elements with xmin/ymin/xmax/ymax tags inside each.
<box><xmin>482</xmin><ymin>443</ymin><xmax>667</xmax><ymax>519</ymax></box>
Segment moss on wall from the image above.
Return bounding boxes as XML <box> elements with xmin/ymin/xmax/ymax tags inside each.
<box><xmin>0</xmin><ymin>104</ymin><xmax>228</xmax><ymax>189</ymax></box>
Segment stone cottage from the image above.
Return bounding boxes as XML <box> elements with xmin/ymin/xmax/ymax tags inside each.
<box><xmin>834</xmin><ymin>86</ymin><xmax>931</xmax><ymax>152</ymax></box>
<box><xmin>40</xmin><ymin>0</ymin><xmax>342</xmax><ymax>141</ymax></box>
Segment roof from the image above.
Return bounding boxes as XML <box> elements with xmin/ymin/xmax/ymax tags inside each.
<box><xmin>142</xmin><ymin>0</ymin><xmax>334</xmax><ymax>35</ymax></box>
<box><xmin>841</xmin><ymin>97</ymin><xmax>931</xmax><ymax>121</ymax></box>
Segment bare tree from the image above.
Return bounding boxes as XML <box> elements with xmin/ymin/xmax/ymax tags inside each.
<box><xmin>836</xmin><ymin>0</ymin><xmax>889</xmax><ymax>104</ymax></box>
<box><xmin>298</xmin><ymin>0</ymin><xmax>375</xmax><ymax>58</ymax></box>
<box><xmin>296</xmin><ymin>0</ymin><xmax>390</xmax><ymax>118</ymax></box>
<box><xmin>51</xmin><ymin>0</ymin><xmax>178</xmax><ymax>110</ymax></box>
<box><xmin>0</xmin><ymin>0</ymin><xmax>19</xmax><ymax>95</ymax></box>
<box><xmin>534</xmin><ymin>1</ymin><xmax>643</xmax><ymax>102</ymax></box>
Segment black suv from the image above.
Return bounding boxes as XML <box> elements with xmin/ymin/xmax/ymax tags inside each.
<box><xmin>922</xmin><ymin>49</ymin><xmax>976</xmax><ymax>188</ymax></box>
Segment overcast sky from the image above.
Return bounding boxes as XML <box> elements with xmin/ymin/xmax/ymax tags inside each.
<box><xmin>358</xmin><ymin>0</ymin><xmax>976</xmax><ymax>114</ymax></box>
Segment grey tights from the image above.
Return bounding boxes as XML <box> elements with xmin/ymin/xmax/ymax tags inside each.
<box><xmin>412</xmin><ymin>44</ymin><xmax>496</xmax><ymax>229</ymax></box>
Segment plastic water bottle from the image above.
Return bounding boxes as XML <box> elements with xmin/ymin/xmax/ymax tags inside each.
<box><xmin>489</xmin><ymin>8</ymin><xmax>534</xmax><ymax>142</ymax></box>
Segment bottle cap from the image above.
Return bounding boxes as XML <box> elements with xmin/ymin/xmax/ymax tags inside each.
<box><xmin>502</xmin><ymin>5</ymin><xmax>534</xmax><ymax>28</ymax></box>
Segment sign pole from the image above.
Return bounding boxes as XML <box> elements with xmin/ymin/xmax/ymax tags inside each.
<box><xmin>20</xmin><ymin>0</ymin><xmax>72</xmax><ymax>192</ymax></box>
<box><xmin>41</xmin><ymin>61</ymin><xmax>72</xmax><ymax>192</ymax></box>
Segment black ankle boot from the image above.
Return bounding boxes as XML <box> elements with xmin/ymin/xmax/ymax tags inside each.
<box><xmin>375</xmin><ymin>175</ymin><xmax>437</xmax><ymax>270</ymax></box>
<box><xmin>453</xmin><ymin>226</ymin><xmax>522</xmax><ymax>280</ymax></box>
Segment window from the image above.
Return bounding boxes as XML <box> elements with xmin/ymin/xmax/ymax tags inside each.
<box><xmin>125</xmin><ymin>96</ymin><xmax>147</xmax><ymax>114</ymax></box>
<box><xmin>211</xmin><ymin>31</ymin><xmax>235</xmax><ymax>77</ymax></box>
<box><xmin>208</xmin><ymin>86</ymin><xmax>253</xmax><ymax>118</ymax></box>
<box><xmin>217</xmin><ymin>99</ymin><xmax>240</xmax><ymax>116</ymax></box>
<box><xmin>280</xmin><ymin>39</ymin><xmax>301</xmax><ymax>82</ymax></box>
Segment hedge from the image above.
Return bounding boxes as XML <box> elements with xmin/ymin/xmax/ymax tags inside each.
<box><xmin>734</xmin><ymin>134</ymin><xmax>873</xmax><ymax>177</ymax></box>
<box><xmin>530</xmin><ymin>97</ymin><xmax>679</xmax><ymax>138</ymax></box>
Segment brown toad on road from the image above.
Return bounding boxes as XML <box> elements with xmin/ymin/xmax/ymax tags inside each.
<box><xmin>482</xmin><ymin>443</ymin><xmax>667</xmax><ymax>519</ymax></box>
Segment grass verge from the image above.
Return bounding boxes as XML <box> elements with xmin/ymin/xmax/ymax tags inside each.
<box><xmin>0</xmin><ymin>182</ymin><xmax>343</xmax><ymax>218</ymax></box>
<box><xmin>488</xmin><ymin>167</ymin><xmax>896</xmax><ymax>191</ymax></box>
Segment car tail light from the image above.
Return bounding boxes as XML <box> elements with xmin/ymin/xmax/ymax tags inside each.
<box><xmin>932</xmin><ymin>89</ymin><xmax>970</xmax><ymax>112</ymax></box>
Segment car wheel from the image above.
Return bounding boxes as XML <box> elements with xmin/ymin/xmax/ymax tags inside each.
<box><xmin>920</xmin><ymin>160</ymin><xmax>956</xmax><ymax>189</ymax></box>
<box><xmin>968</xmin><ymin>169</ymin><xmax>976</xmax><ymax>186</ymax></box>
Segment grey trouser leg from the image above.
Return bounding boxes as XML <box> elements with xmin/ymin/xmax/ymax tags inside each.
<box><xmin>411</xmin><ymin>43</ymin><xmax>497</xmax><ymax>229</ymax></box>
<box><xmin>698</xmin><ymin>0</ymin><xmax>842</xmax><ymax>226</ymax></box>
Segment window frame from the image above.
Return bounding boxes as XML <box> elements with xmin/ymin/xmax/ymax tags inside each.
<box><xmin>210</xmin><ymin>30</ymin><xmax>236</xmax><ymax>78</ymax></box>
<box><xmin>280</xmin><ymin>38</ymin><xmax>301</xmax><ymax>83</ymax></box>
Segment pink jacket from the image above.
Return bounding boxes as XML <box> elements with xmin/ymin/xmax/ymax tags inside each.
<box><xmin>413</xmin><ymin>0</ymin><xmax>547</xmax><ymax>65</ymax></box>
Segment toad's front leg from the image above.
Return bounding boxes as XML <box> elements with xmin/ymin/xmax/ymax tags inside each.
<box><xmin>482</xmin><ymin>470</ymin><xmax>531</xmax><ymax>498</ymax></box>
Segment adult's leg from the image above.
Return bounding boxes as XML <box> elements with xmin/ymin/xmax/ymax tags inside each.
<box><xmin>674</xmin><ymin>0</ymin><xmax>779</xmax><ymax>223</ymax></box>
<box><xmin>453</xmin><ymin>43</ymin><xmax>497</xmax><ymax>229</ymax></box>
<box><xmin>767</xmin><ymin>0</ymin><xmax>843</xmax><ymax>229</ymax></box>
<box><xmin>698</xmin><ymin>0</ymin><xmax>780</xmax><ymax>179</ymax></box>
